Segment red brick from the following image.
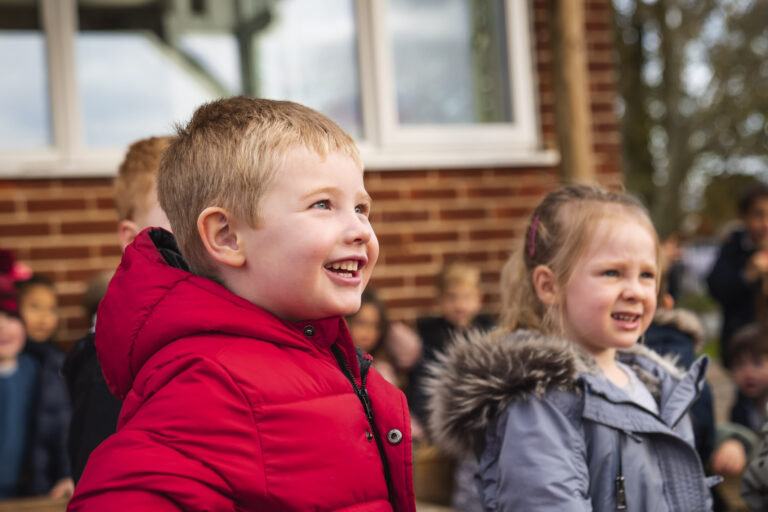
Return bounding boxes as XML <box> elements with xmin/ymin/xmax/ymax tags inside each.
<box><xmin>0</xmin><ymin>200</ymin><xmax>16</xmax><ymax>213</ymax></box>
<box><xmin>469</xmin><ymin>229</ymin><xmax>517</xmax><ymax>241</ymax></box>
<box><xmin>1</xmin><ymin>223</ymin><xmax>51</xmax><ymax>236</ymax></box>
<box><xmin>387</xmin><ymin>297</ymin><xmax>433</xmax><ymax>309</ymax></box>
<box><xmin>384</xmin><ymin>253</ymin><xmax>433</xmax><ymax>265</ymax></box>
<box><xmin>60</xmin><ymin>178</ymin><xmax>112</xmax><ymax>188</ymax></box>
<box><xmin>415</xmin><ymin>275</ymin><xmax>436</xmax><ymax>287</ymax></box>
<box><xmin>439</xmin><ymin>209</ymin><xmax>487</xmax><ymax>221</ymax></box>
<box><xmin>376</xmin><ymin>233</ymin><xmax>404</xmax><ymax>246</ymax></box>
<box><xmin>97</xmin><ymin>197</ymin><xmax>115</xmax><ymax>209</ymax></box>
<box><xmin>27</xmin><ymin>198</ymin><xmax>87</xmax><ymax>212</ymax></box>
<box><xmin>496</xmin><ymin>207</ymin><xmax>533</xmax><ymax>218</ymax></box>
<box><xmin>61</xmin><ymin>220</ymin><xmax>118</xmax><ymax>235</ymax></box>
<box><xmin>381</xmin><ymin>211</ymin><xmax>430</xmax><ymax>223</ymax></box>
<box><xmin>369</xmin><ymin>276</ymin><xmax>406</xmax><ymax>288</ymax></box>
<box><xmin>98</xmin><ymin>244</ymin><xmax>122</xmax><ymax>257</ymax></box>
<box><xmin>378</xmin><ymin>170</ymin><xmax>429</xmax><ymax>180</ymax></box>
<box><xmin>411</xmin><ymin>188</ymin><xmax>458</xmax><ymax>200</ymax></box>
<box><xmin>443</xmin><ymin>251</ymin><xmax>490</xmax><ymax>263</ymax></box>
<box><xmin>412</xmin><ymin>231</ymin><xmax>459</xmax><ymax>242</ymax></box>
<box><xmin>467</xmin><ymin>186</ymin><xmax>516</xmax><ymax>198</ymax></box>
<box><xmin>29</xmin><ymin>246</ymin><xmax>91</xmax><ymax>260</ymax></box>
<box><xmin>58</xmin><ymin>293</ymin><xmax>83</xmax><ymax>307</ymax></box>
<box><xmin>64</xmin><ymin>316</ymin><xmax>91</xmax><ymax>331</ymax></box>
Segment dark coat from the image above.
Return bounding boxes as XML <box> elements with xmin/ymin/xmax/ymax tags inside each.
<box><xmin>62</xmin><ymin>331</ymin><xmax>121</xmax><ymax>483</ymax></box>
<box><xmin>406</xmin><ymin>315</ymin><xmax>494</xmax><ymax>423</ymax></box>
<box><xmin>706</xmin><ymin>229</ymin><xmax>759</xmax><ymax>360</ymax></box>
<box><xmin>644</xmin><ymin>308</ymin><xmax>716</xmax><ymax>466</ymax></box>
<box><xmin>21</xmin><ymin>340</ymin><xmax>72</xmax><ymax>495</ymax></box>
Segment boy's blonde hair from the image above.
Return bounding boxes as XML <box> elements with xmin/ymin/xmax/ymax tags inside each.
<box><xmin>114</xmin><ymin>136</ymin><xmax>174</xmax><ymax>222</ymax></box>
<box><xmin>158</xmin><ymin>96</ymin><xmax>362</xmax><ymax>278</ymax></box>
<box><xmin>499</xmin><ymin>184</ymin><xmax>660</xmax><ymax>335</ymax></box>
<box><xmin>437</xmin><ymin>262</ymin><xmax>481</xmax><ymax>294</ymax></box>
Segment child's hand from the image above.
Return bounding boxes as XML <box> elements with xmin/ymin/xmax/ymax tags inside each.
<box><xmin>711</xmin><ymin>439</ymin><xmax>748</xmax><ymax>476</ymax></box>
<box><xmin>745</xmin><ymin>250</ymin><xmax>768</xmax><ymax>282</ymax></box>
<box><xmin>49</xmin><ymin>477</ymin><xmax>75</xmax><ymax>499</ymax></box>
<box><xmin>385</xmin><ymin>322</ymin><xmax>422</xmax><ymax>371</ymax></box>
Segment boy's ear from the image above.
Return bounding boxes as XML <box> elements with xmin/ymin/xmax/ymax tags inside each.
<box><xmin>197</xmin><ymin>207</ymin><xmax>246</xmax><ymax>268</ymax></box>
<box><xmin>532</xmin><ymin>265</ymin><xmax>559</xmax><ymax>306</ymax></box>
<box><xmin>117</xmin><ymin>220</ymin><xmax>141</xmax><ymax>251</ymax></box>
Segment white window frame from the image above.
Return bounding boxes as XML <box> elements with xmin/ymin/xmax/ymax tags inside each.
<box><xmin>0</xmin><ymin>0</ymin><xmax>557</xmax><ymax>178</ymax></box>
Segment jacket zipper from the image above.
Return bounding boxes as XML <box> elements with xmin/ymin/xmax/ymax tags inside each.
<box><xmin>330</xmin><ymin>343</ymin><xmax>396</xmax><ymax>506</ymax></box>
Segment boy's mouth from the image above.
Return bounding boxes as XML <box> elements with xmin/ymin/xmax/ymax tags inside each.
<box><xmin>324</xmin><ymin>259</ymin><xmax>361</xmax><ymax>278</ymax></box>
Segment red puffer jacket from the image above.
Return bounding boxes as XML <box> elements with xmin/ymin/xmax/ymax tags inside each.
<box><xmin>68</xmin><ymin>229</ymin><xmax>415</xmax><ymax>511</ymax></box>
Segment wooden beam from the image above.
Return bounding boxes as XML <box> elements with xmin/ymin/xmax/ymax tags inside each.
<box><xmin>551</xmin><ymin>0</ymin><xmax>595</xmax><ymax>182</ymax></box>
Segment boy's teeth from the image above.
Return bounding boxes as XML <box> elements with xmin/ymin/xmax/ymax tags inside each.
<box><xmin>328</xmin><ymin>260</ymin><xmax>358</xmax><ymax>271</ymax></box>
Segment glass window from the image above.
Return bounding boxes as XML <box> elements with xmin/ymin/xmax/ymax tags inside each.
<box><xmin>254</xmin><ymin>0</ymin><xmax>362</xmax><ymax>138</ymax></box>
<box><xmin>0</xmin><ymin>1</ymin><xmax>51</xmax><ymax>149</ymax></box>
<box><xmin>389</xmin><ymin>0</ymin><xmax>512</xmax><ymax>125</ymax></box>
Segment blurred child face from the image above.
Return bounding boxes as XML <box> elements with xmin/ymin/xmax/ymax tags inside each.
<box><xmin>743</xmin><ymin>198</ymin><xmax>768</xmax><ymax>249</ymax></box>
<box><xmin>731</xmin><ymin>354</ymin><xmax>768</xmax><ymax>399</ymax></box>
<box><xmin>236</xmin><ymin>148</ymin><xmax>379</xmax><ymax>321</ymax></box>
<box><xmin>135</xmin><ymin>183</ymin><xmax>172</xmax><ymax>232</ymax></box>
<box><xmin>0</xmin><ymin>312</ymin><xmax>25</xmax><ymax>367</ymax></box>
<box><xmin>348</xmin><ymin>303</ymin><xmax>382</xmax><ymax>353</ymax></box>
<box><xmin>19</xmin><ymin>284</ymin><xmax>59</xmax><ymax>343</ymax></box>
<box><xmin>562</xmin><ymin>216</ymin><xmax>658</xmax><ymax>360</ymax></box>
<box><xmin>440</xmin><ymin>282</ymin><xmax>482</xmax><ymax>329</ymax></box>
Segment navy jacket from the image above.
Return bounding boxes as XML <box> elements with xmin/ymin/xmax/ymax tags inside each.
<box><xmin>21</xmin><ymin>340</ymin><xmax>71</xmax><ymax>495</ymax></box>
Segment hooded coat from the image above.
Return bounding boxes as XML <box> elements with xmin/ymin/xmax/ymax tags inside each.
<box><xmin>68</xmin><ymin>229</ymin><xmax>415</xmax><ymax>511</ymax></box>
<box><xmin>426</xmin><ymin>330</ymin><xmax>716</xmax><ymax>512</ymax></box>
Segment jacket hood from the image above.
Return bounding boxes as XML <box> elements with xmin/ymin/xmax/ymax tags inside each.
<box><xmin>652</xmin><ymin>308</ymin><xmax>706</xmax><ymax>351</ymax></box>
<box><xmin>95</xmin><ymin>229</ymin><xmax>354</xmax><ymax>400</ymax></box>
<box><xmin>425</xmin><ymin>329</ymin><xmax>684</xmax><ymax>457</ymax></box>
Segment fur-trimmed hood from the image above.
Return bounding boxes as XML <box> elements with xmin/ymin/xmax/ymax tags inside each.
<box><xmin>424</xmin><ymin>330</ymin><xmax>685</xmax><ymax>457</ymax></box>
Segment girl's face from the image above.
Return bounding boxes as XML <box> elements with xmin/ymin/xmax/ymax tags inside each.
<box><xmin>561</xmin><ymin>216</ymin><xmax>658</xmax><ymax>362</ymax></box>
<box><xmin>348</xmin><ymin>303</ymin><xmax>382</xmax><ymax>353</ymax></box>
<box><xmin>19</xmin><ymin>284</ymin><xmax>59</xmax><ymax>343</ymax></box>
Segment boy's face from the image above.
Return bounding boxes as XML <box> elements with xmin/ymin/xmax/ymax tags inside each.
<box><xmin>743</xmin><ymin>198</ymin><xmax>768</xmax><ymax>249</ymax></box>
<box><xmin>731</xmin><ymin>353</ymin><xmax>768</xmax><ymax>399</ymax></box>
<box><xmin>440</xmin><ymin>282</ymin><xmax>482</xmax><ymax>329</ymax></box>
<box><xmin>0</xmin><ymin>312</ymin><xmax>25</xmax><ymax>366</ymax></box>
<box><xmin>19</xmin><ymin>284</ymin><xmax>58</xmax><ymax>343</ymax></box>
<box><xmin>237</xmin><ymin>148</ymin><xmax>378</xmax><ymax>321</ymax></box>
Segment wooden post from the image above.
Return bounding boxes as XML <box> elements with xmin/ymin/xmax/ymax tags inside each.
<box><xmin>551</xmin><ymin>0</ymin><xmax>595</xmax><ymax>182</ymax></box>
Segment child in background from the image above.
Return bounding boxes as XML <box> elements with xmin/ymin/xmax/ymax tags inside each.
<box><xmin>62</xmin><ymin>135</ymin><xmax>173</xmax><ymax>484</ymax></box>
<box><xmin>645</xmin><ymin>259</ymin><xmax>716</xmax><ymax>471</ymax></box>
<box><xmin>0</xmin><ymin>250</ymin><xmax>73</xmax><ymax>500</ymax></box>
<box><xmin>68</xmin><ymin>97</ymin><xmax>414</xmax><ymax>511</ymax></box>
<box><xmin>707</xmin><ymin>183</ymin><xmax>768</xmax><ymax>361</ymax></box>
<box><xmin>407</xmin><ymin>262</ymin><xmax>494</xmax><ymax>429</ymax></box>
<box><xmin>17</xmin><ymin>275</ymin><xmax>59</xmax><ymax>345</ymax></box>
<box><xmin>346</xmin><ymin>287</ymin><xmax>421</xmax><ymax>389</ymax></box>
<box><xmin>426</xmin><ymin>185</ymin><xmax>713</xmax><ymax>511</ymax></box>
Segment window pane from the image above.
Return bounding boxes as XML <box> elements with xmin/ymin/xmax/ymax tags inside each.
<box><xmin>75</xmin><ymin>0</ymin><xmax>361</xmax><ymax>148</ymax></box>
<box><xmin>0</xmin><ymin>1</ymin><xmax>51</xmax><ymax>149</ymax></box>
<box><xmin>390</xmin><ymin>0</ymin><xmax>512</xmax><ymax>125</ymax></box>
<box><xmin>254</xmin><ymin>0</ymin><xmax>362</xmax><ymax>139</ymax></box>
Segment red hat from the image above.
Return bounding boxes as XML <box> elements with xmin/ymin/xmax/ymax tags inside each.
<box><xmin>0</xmin><ymin>249</ymin><xmax>31</xmax><ymax>316</ymax></box>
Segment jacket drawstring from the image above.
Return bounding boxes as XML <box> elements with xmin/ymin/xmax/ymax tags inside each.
<box><xmin>615</xmin><ymin>430</ymin><xmax>627</xmax><ymax>510</ymax></box>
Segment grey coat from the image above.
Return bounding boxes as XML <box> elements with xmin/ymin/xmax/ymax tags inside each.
<box><xmin>425</xmin><ymin>330</ymin><xmax>717</xmax><ymax>511</ymax></box>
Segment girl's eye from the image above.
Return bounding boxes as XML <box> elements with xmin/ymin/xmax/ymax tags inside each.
<box><xmin>641</xmin><ymin>271</ymin><xmax>656</xmax><ymax>279</ymax></box>
<box><xmin>312</xmin><ymin>200</ymin><xmax>330</xmax><ymax>210</ymax></box>
<box><xmin>602</xmin><ymin>270</ymin><xmax>619</xmax><ymax>277</ymax></box>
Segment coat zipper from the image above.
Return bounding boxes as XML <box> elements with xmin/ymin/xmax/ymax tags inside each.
<box><xmin>331</xmin><ymin>343</ymin><xmax>396</xmax><ymax>506</ymax></box>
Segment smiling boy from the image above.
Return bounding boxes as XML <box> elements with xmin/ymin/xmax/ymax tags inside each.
<box><xmin>68</xmin><ymin>97</ymin><xmax>415</xmax><ymax>511</ymax></box>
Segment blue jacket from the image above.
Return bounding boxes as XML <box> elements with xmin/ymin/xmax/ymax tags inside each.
<box><xmin>425</xmin><ymin>330</ymin><xmax>717</xmax><ymax>511</ymax></box>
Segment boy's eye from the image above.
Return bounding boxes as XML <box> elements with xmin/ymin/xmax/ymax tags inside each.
<box><xmin>312</xmin><ymin>200</ymin><xmax>330</xmax><ymax>210</ymax></box>
<box><xmin>641</xmin><ymin>271</ymin><xmax>656</xmax><ymax>279</ymax></box>
<box><xmin>602</xmin><ymin>270</ymin><xmax>619</xmax><ymax>277</ymax></box>
<box><xmin>355</xmin><ymin>203</ymin><xmax>370</xmax><ymax>215</ymax></box>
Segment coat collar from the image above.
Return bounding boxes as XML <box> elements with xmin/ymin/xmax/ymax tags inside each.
<box><xmin>425</xmin><ymin>328</ymin><xmax>707</xmax><ymax>456</ymax></box>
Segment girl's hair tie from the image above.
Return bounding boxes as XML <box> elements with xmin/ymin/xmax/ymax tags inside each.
<box><xmin>528</xmin><ymin>215</ymin><xmax>540</xmax><ymax>257</ymax></box>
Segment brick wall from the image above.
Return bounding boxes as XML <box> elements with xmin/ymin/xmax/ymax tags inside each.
<box><xmin>0</xmin><ymin>0</ymin><xmax>622</xmax><ymax>349</ymax></box>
